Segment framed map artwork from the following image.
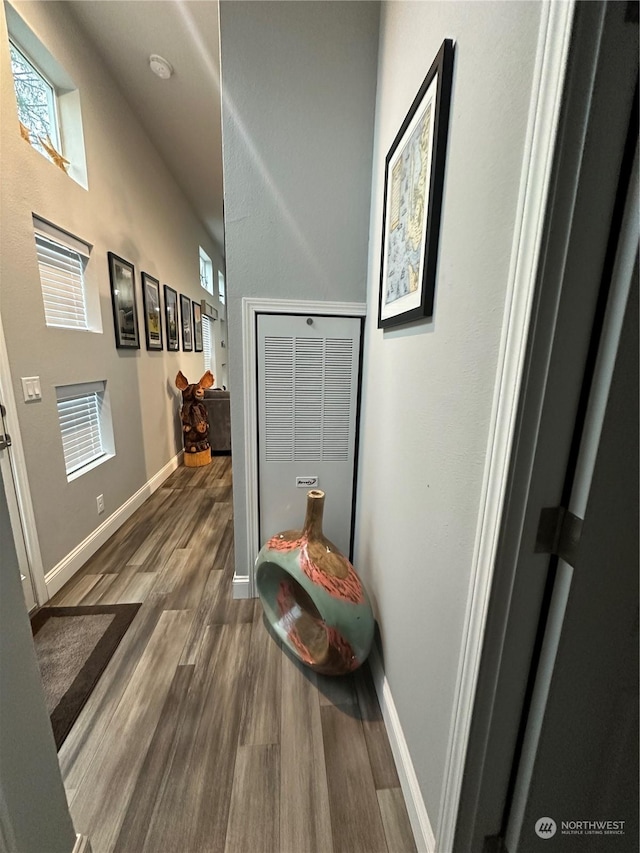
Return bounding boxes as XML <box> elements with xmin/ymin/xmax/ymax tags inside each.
<box><xmin>378</xmin><ymin>39</ymin><xmax>454</xmax><ymax>328</ymax></box>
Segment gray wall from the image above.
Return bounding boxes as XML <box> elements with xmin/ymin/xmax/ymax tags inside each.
<box><xmin>0</xmin><ymin>0</ymin><xmax>225</xmax><ymax>576</ymax></box>
<box><xmin>219</xmin><ymin>0</ymin><xmax>380</xmax><ymax>579</ymax></box>
<box><xmin>353</xmin><ymin>0</ymin><xmax>542</xmax><ymax>831</ymax></box>
<box><xmin>0</xmin><ymin>466</ymin><xmax>76</xmax><ymax>853</ymax></box>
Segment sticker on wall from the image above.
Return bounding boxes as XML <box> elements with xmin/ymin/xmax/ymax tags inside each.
<box><xmin>296</xmin><ymin>476</ymin><xmax>318</xmax><ymax>488</ymax></box>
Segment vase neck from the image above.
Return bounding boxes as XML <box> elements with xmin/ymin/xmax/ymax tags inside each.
<box><xmin>302</xmin><ymin>490</ymin><xmax>325</xmax><ymax>538</ymax></box>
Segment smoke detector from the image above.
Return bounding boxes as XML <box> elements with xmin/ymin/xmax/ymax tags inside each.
<box><xmin>149</xmin><ymin>54</ymin><xmax>174</xmax><ymax>80</ymax></box>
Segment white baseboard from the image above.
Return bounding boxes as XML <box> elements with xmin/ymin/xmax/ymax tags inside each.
<box><xmin>232</xmin><ymin>573</ymin><xmax>252</xmax><ymax>599</ymax></box>
<box><xmin>72</xmin><ymin>833</ymin><xmax>92</xmax><ymax>853</ymax></box>
<box><xmin>368</xmin><ymin>645</ymin><xmax>436</xmax><ymax>853</ymax></box>
<box><xmin>45</xmin><ymin>452</ymin><xmax>183</xmax><ymax>599</ymax></box>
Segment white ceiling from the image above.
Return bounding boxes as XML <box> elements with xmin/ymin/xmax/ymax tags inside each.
<box><xmin>67</xmin><ymin>0</ymin><xmax>225</xmax><ymax>255</ymax></box>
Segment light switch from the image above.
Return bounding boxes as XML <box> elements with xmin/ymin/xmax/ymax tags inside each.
<box><xmin>21</xmin><ymin>376</ymin><xmax>42</xmax><ymax>402</ymax></box>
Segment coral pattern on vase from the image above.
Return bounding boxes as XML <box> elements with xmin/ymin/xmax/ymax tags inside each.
<box><xmin>275</xmin><ymin>578</ymin><xmax>359</xmax><ymax>672</ymax></box>
<box><xmin>299</xmin><ymin>543</ymin><xmax>365</xmax><ymax>605</ymax></box>
<box><xmin>256</xmin><ymin>489</ymin><xmax>374</xmax><ymax>676</ymax></box>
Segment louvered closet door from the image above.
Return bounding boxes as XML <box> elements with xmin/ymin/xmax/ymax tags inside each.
<box><xmin>257</xmin><ymin>313</ymin><xmax>362</xmax><ymax>556</ymax></box>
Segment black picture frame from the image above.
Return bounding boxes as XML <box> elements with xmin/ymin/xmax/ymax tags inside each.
<box><xmin>180</xmin><ymin>294</ymin><xmax>193</xmax><ymax>351</ymax></box>
<box><xmin>378</xmin><ymin>39</ymin><xmax>454</xmax><ymax>329</ymax></box>
<box><xmin>108</xmin><ymin>252</ymin><xmax>140</xmax><ymax>348</ymax></box>
<box><xmin>141</xmin><ymin>272</ymin><xmax>163</xmax><ymax>351</ymax></box>
<box><xmin>164</xmin><ymin>285</ymin><xmax>179</xmax><ymax>351</ymax></box>
<box><xmin>193</xmin><ymin>301</ymin><xmax>203</xmax><ymax>352</ymax></box>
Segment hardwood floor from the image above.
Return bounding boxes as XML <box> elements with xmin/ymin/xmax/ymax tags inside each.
<box><xmin>51</xmin><ymin>458</ymin><xmax>416</xmax><ymax>853</ymax></box>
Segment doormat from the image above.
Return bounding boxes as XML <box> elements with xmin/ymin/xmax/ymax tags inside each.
<box><xmin>31</xmin><ymin>603</ymin><xmax>141</xmax><ymax>750</ymax></box>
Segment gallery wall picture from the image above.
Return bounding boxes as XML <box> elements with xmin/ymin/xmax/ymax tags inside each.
<box><xmin>193</xmin><ymin>301</ymin><xmax>203</xmax><ymax>352</ymax></box>
<box><xmin>108</xmin><ymin>252</ymin><xmax>140</xmax><ymax>348</ymax></box>
<box><xmin>180</xmin><ymin>294</ymin><xmax>193</xmax><ymax>352</ymax></box>
<box><xmin>378</xmin><ymin>38</ymin><xmax>455</xmax><ymax>329</ymax></box>
<box><xmin>141</xmin><ymin>272</ymin><xmax>163</xmax><ymax>351</ymax></box>
<box><xmin>164</xmin><ymin>285</ymin><xmax>179</xmax><ymax>351</ymax></box>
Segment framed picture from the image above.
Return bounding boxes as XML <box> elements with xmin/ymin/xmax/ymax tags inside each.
<box><xmin>141</xmin><ymin>272</ymin><xmax>163</xmax><ymax>350</ymax></box>
<box><xmin>180</xmin><ymin>294</ymin><xmax>193</xmax><ymax>351</ymax></box>
<box><xmin>164</xmin><ymin>285</ymin><xmax>179</xmax><ymax>351</ymax></box>
<box><xmin>108</xmin><ymin>252</ymin><xmax>140</xmax><ymax>348</ymax></box>
<box><xmin>193</xmin><ymin>301</ymin><xmax>203</xmax><ymax>352</ymax></box>
<box><xmin>378</xmin><ymin>39</ymin><xmax>454</xmax><ymax>329</ymax></box>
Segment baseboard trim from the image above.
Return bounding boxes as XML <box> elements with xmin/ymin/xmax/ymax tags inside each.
<box><xmin>45</xmin><ymin>452</ymin><xmax>183</xmax><ymax>599</ymax></box>
<box><xmin>232</xmin><ymin>573</ymin><xmax>252</xmax><ymax>599</ymax></box>
<box><xmin>368</xmin><ymin>646</ymin><xmax>436</xmax><ymax>853</ymax></box>
<box><xmin>72</xmin><ymin>833</ymin><xmax>92</xmax><ymax>853</ymax></box>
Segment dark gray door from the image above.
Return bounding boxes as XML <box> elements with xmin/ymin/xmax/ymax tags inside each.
<box><xmin>505</xmin><ymin>187</ymin><xmax>639</xmax><ymax>850</ymax></box>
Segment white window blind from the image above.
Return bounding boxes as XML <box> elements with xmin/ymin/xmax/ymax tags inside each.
<box><xmin>56</xmin><ymin>385</ymin><xmax>105</xmax><ymax>475</ymax></box>
<box><xmin>202</xmin><ymin>314</ymin><xmax>213</xmax><ymax>373</ymax></box>
<box><xmin>34</xmin><ymin>226</ymin><xmax>89</xmax><ymax>329</ymax></box>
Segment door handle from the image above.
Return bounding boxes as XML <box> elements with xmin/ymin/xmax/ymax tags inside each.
<box><xmin>0</xmin><ymin>433</ymin><xmax>12</xmax><ymax>451</ymax></box>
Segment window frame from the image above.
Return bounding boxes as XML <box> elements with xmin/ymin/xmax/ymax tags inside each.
<box><xmin>55</xmin><ymin>380</ymin><xmax>115</xmax><ymax>481</ymax></box>
<box><xmin>199</xmin><ymin>247</ymin><xmax>214</xmax><ymax>295</ymax></box>
<box><xmin>202</xmin><ymin>314</ymin><xmax>217</xmax><ymax>380</ymax></box>
<box><xmin>9</xmin><ymin>37</ymin><xmax>61</xmax><ymax>156</ymax></box>
<box><xmin>33</xmin><ymin>217</ymin><xmax>92</xmax><ymax>331</ymax></box>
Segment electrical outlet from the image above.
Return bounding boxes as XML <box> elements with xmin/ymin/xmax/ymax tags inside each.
<box><xmin>96</xmin><ymin>494</ymin><xmax>105</xmax><ymax>515</ymax></box>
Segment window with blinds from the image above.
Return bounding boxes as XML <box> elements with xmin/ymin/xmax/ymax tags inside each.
<box><xmin>202</xmin><ymin>314</ymin><xmax>213</xmax><ymax>374</ymax></box>
<box><xmin>33</xmin><ymin>219</ymin><xmax>90</xmax><ymax>329</ymax></box>
<box><xmin>55</xmin><ymin>382</ymin><xmax>109</xmax><ymax>478</ymax></box>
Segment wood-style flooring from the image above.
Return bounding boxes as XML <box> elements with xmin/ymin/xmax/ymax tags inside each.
<box><xmin>51</xmin><ymin>457</ymin><xmax>416</xmax><ymax>853</ymax></box>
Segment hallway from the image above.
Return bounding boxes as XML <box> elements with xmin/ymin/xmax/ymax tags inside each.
<box><xmin>50</xmin><ymin>459</ymin><xmax>415</xmax><ymax>853</ymax></box>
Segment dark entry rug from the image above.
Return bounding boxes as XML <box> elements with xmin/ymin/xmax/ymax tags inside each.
<box><xmin>31</xmin><ymin>604</ymin><xmax>141</xmax><ymax>750</ymax></box>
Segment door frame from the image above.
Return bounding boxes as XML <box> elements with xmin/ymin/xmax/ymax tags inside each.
<box><xmin>433</xmin><ymin>1</ymin><xmax>577</xmax><ymax>847</ymax></box>
<box><xmin>236</xmin><ymin>296</ymin><xmax>366</xmax><ymax>600</ymax></box>
<box><xmin>0</xmin><ymin>313</ymin><xmax>47</xmax><ymax>605</ymax></box>
<box><xmin>452</xmin><ymin>2</ymin><xmax>639</xmax><ymax>850</ymax></box>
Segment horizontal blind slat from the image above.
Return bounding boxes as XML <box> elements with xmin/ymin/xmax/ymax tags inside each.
<box><xmin>56</xmin><ymin>391</ymin><xmax>104</xmax><ymax>475</ymax></box>
<box><xmin>35</xmin><ymin>233</ymin><xmax>88</xmax><ymax>330</ymax></box>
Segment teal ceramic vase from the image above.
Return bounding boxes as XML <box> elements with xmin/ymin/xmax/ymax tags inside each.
<box><xmin>255</xmin><ymin>489</ymin><xmax>374</xmax><ymax>675</ymax></box>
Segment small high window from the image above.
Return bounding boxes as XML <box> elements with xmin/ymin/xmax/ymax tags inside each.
<box><xmin>55</xmin><ymin>381</ymin><xmax>114</xmax><ymax>481</ymax></box>
<box><xmin>9</xmin><ymin>39</ymin><xmax>64</xmax><ymax>166</ymax></box>
<box><xmin>218</xmin><ymin>270</ymin><xmax>226</xmax><ymax>306</ymax></box>
<box><xmin>199</xmin><ymin>247</ymin><xmax>213</xmax><ymax>295</ymax></box>
<box><xmin>5</xmin><ymin>2</ymin><xmax>88</xmax><ymax>187</ymax></box>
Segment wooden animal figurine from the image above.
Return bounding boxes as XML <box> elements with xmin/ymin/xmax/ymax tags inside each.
<box><xmin>175</xmin><ymin>370</ymin><xmax>214</xmax><ymax>467</ymax></box>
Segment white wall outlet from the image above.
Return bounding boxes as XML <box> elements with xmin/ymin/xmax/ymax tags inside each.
<box><xmin>96</xmin><ymin>494</ymin><xmax>105</xmax><ymax>514</ymax></box>
<box><xmin>21</xmin><ymin>376</ymin><xmax>42</xmax><ymax>402</ymax></box>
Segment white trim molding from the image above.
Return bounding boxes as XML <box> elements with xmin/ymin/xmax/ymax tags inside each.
<box><xmin>369</xmin><ymin>646</ymin><xmax>435</xmax><ymax>853</ymax></box>
<box><xmin>241</xmin><ymin>297</ymin><xmax>367</xmax><ymax>597</ymax></box>
<box><xmin>45</xmin><ymin>451</ymin><xmax>183</xmax><ymax>599</ymax></box>
<box><xmin>232</xmin><ymin>572</ymin><xmax>252</xmax><ymax>599</ymax></box>
<box><xmin>72</xmin><ymin>833</ymin><xmax>92</xmax><ymax>853</ymax></box>
<box><xmin>0</xmin><ymin>314</ymin><xmax>48</xmax><ymax>604</ymax></box>
<box><xmin>436</xmin><ymin>3</ymin><xmax>576</xmax><ymax>850</ymax></box>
